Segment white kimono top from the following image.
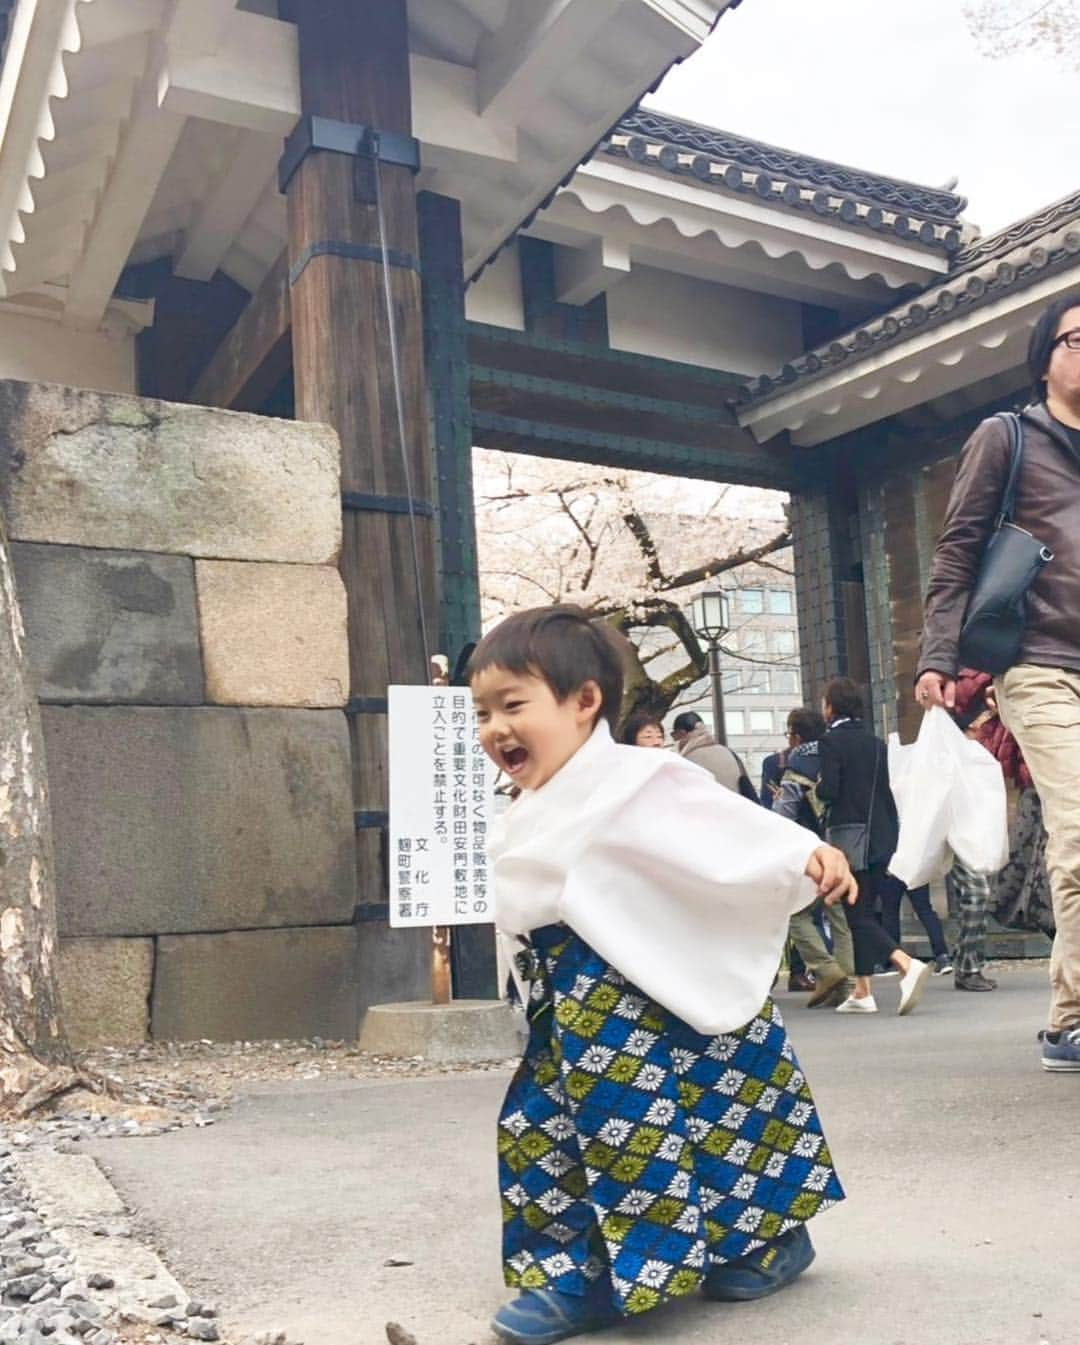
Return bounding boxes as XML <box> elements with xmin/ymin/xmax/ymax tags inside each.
<box><xmin>489</xmin><ymin>721</ymin><xmax>821</xmax><ymax>1036</ymax></box>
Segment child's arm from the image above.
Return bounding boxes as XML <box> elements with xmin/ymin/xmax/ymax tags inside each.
<box><xmin>805</xmin><ymin>845</ymin><xmax>858</xmax><ymax>906</ymax></box>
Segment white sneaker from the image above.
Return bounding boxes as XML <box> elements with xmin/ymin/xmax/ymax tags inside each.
<box><xmin>835</xmin><ymin>995</ymin><xmax>878</xmax><ymax>1013</ymax></box>
<box><xmin>898</xmin><ymin>959</ymin><xmax>931</xmax><ymax>1016</ymax></box>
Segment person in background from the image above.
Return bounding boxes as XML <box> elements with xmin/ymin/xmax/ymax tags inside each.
<box><xmin>671</xmin><ymin>711</ymin><xmax>759</xmax><ymax>801</ymax></box>
<box><xmin>916</xmin><ymin>292</ymin><xmax>1080</xmax><ymax>1069</ymax></box>
<box><xmin>774</xmin><ymin>707</ymin><xmax>856</xmax><ymax>1008</ymax></box>
<box><xmin>877</xmin><ymin>877</ymin><xmax>952</xmax><ymax>978</ymax></box>
<box><xmin>619</xmin><ymin>711</ymin><xmax>665</xmax><ymax>748</ymax></box>
<box><xmin>760</xmin><ymin>746</ymin><xmax>787</xmax><ymax>810</ymax></box>
<box><xmin>818</xmin><ymin>677</ymin><xmax>931</xmax><ymax>1016</ymax></box>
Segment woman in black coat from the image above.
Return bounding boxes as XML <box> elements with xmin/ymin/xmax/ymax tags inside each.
<box><xmin>817</xmin><ymin>678</ymin><xmax>931</xmax><ymax>1016</ymax></box>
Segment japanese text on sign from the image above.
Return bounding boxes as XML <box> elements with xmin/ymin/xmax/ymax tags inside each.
<box><xmin>388</xmin><ymin>685</ymin><xmax>496</xmax><ymax>928</ymax></box>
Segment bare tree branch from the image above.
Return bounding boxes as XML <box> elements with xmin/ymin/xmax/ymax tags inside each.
<box><xmin>660</xmin><ymin>529</ymin><xmax>792</xmax><ymax>593</ymax></box>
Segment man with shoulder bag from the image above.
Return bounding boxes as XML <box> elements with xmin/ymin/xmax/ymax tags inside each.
<box><xmin>916</xmin><ymin>292</ymin><xmax>1080</xmax><ymax>1072</ymax></box>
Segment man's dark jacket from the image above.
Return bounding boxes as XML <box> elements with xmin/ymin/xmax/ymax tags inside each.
<box><xmin>817</xmin><ymin>720</ymin><xmax>899</xmax><ymax>870</ymax></box>
<box><xmin>919</xmin><ymin>403</ymin><xmax>1080</xmax><ymax>678</ymax></box>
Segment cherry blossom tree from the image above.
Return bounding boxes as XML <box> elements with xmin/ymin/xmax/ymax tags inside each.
<box><xmin>0</xmin><ymin>513</ymin><xmax>80</xmax><ymax>1115</ymax></box>
<box><xmin>964</xmin><ymin>0</ymin><xmax>1080</xmax><ymax>64</ymax></box>
<box><xmin>474</xmin><ymin>450</ymin><xmax>796</xmax><ymax>721</ymax></box>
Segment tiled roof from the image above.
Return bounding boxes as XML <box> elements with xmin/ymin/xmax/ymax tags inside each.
<box><xmin>607</xmin><ymin>108</ymin><xmax>967</xmax><ymax>252</ymax></box>
<box><xmin>739</xmin><ymin>188</ymin><xmax>1080</xmax><ymax>408</ymax></box>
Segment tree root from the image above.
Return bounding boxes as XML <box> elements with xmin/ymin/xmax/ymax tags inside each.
<box><xmin>0</xmin><ymin>1054</ymin><xmax>122</xmax><ymax>1120</ymax></box>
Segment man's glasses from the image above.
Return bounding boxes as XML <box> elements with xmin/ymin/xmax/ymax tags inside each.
<box><xmin>1052</xmin><ymin>327</ymin><xmax>1080</xmax><ymax>353</ymax></box>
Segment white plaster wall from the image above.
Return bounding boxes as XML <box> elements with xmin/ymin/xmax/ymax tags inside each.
<box><xmin>465</xmin><ymin>241</ymin><xmax>524</xmax><ymax>330</ymax></box>
<box><xmin>0</xmin><ymin>311</ymin><xmax>136</xmax><ymax>393</ymax></box>
<box><xmin>606</xmin><ymin>265</ymin><xmax>804</xmax><ymax>376</ymax></box>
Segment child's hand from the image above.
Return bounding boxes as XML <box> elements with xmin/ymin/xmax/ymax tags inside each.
<box><xmin>805</xmin><ymin>846</ymin><xmax>858</xmax><ymax>906</ymax></box>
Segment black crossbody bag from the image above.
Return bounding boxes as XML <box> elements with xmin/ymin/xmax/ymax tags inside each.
<box><xmin>825</xmin><ymin>739</ymin><xmax>879</xmax><ymax>873</ymax></box>
<box><xmin>957</xmin><ymin>412</ymin><xmax>1054</xmax><ymax>676</ymax></box>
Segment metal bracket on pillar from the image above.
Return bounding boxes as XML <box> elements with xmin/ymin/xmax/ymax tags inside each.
<box><xmin>345</xmin><ymin>697</ymin><xmax>389</xmax><ymax>716</ymax></box>
<box><xmin>342</xmin><ymin>491</ymin><xmax>435</xmax><ymax>519</ymax></box>
<box><xmin>278</xmin><ymin>116</ymin><xmax>421</xmax><ymax>199</ymax></box>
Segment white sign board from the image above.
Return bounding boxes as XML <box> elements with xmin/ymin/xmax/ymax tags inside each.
<box><xmin>388</xmin><ymin>685</ymin><xmax>497</xmax><ymax>928</ymax></box>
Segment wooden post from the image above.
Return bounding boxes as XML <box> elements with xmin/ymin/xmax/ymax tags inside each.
<box><xmin>431</xmin><ymin>926</ymin><xmax>452</xmax><ymax>1006</ymax></box>
<box><xmin>284</xmin><ymin>0</ymin><xmax>437</xmax><ymax>907</ymax></box>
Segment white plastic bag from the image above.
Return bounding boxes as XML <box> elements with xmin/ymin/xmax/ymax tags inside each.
<box><xmin>888</xmin><ymin>706</ymin><xmax>1009</xmax><ymax>885</ymax></box>
<box><xmin>946</xmin><ymin>722</ymin><xmax>1010</xmax><ymax>875</ymax></box>
<box><xmin>888</xmin><ymin>709</ymin><xmax>956</xmax><ymax>888</ymax></box>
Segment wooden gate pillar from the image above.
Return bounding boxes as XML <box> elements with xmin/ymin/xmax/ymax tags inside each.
<box><xmin>417</xmin><ymin>191</ymin><xmax>496</xmax><ymax>998</ymax></box>
<box><xmin>417</xmin><ymin>191</ymin><xmax>482</xmax><ymax>675</ymax></box>
<box><xmin>283</xmin><ymin>0</ymin><xmax>437</xmax><ymax>906</ymax></box>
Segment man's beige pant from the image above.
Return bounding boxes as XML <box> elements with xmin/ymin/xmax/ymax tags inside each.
<box><xmin>788</xmin><ymin>898</ymin><xmax>854</xmax><ymax>994</ymax></box>
<box><xmin>997</xmin><ymin>665</ymin><xmax>1080</xmax><ymax>1031</ymax></box>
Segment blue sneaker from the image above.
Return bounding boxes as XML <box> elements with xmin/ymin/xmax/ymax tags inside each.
<box><xmin>1040</xmin><ymin>1025</ymin><xmax>1080</xmax><ymax>1072</ymax></box>
<box><xmin>702</xmin><ymin>1224</ymin><xmax>815</xmax><ymax>1302</ymax></box>
<box><xmin>492</xmin><ymin>1288</ymin><xmax>618</xmax><ymax>1344</ymax></box>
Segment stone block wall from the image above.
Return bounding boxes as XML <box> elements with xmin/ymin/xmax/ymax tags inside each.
<box><xmin>0</xmin><ymin>379</ymin><xmax>406</xmax><ymax>1045</ymax></box>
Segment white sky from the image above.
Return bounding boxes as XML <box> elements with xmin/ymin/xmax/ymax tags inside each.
<box><xmin>646</xmin><ymin>0</ymin><xmax>1080</xmax><ymax>236</ymax></box>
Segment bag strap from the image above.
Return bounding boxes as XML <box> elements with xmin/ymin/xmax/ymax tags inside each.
<box><xmin>866</xmin><ymin>737</ymin><xmax>881</xmax><ymax>829</ymax></box>
<box><xmin>994</xmin><ymin>412</ymin><xmax>1024</xmax><ymax>527</ymax></box>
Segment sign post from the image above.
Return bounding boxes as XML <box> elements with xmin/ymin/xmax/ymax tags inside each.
<box><xmin>388</xmin><ymin>686</ymin><xmax>496</xmax><ymax>1005</ymax></box>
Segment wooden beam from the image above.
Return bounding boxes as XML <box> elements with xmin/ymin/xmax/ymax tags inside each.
<box><xmin>0</xmin><ymin>0</ymin><xmax>79</xmax><ymax>283</ymax></box>
<box><xmin>176</xmin><ymin>129</ymin><xmax>281</xmax><ymax>282</ymax></box>
<box><xmin>158</xmin><ymin>8</ymin><xmax>300</xmax><ymax>135</ymax></box>
<box><xmin>475</xmin><ymin>0</ymin><xmax>624</xmax><ymax>123</ymax></box>
<box><xmin>466</xmin><ymin>320</ymin><xmax>746</xmax><ymax>408</ymax></box>
<box><xmin>554</xmin><ymin>237</ymin><xmax>631</xmax><ymax>306</ymax></box>
<box><xmin>189</xmin><ymin>250</ymin><xmax>291</xmax><ymax>411</ymax></box>
<box><xmin>77</xmin><ymin>0</ymin><xmax>166</xmax><ymax>50</ymax></box>
<box><xmin>284</xmin><ymin>0</ymin><xmax>437</xmax><ymax>907</ymax></box>
<box><xmin>63</xmin><ymin>63</ymin><xmax>185</xmax><ymax>328</ymax></box>
<box><xmin>471</xmin><ymin>409</ymin><xmax>800</xmax><ymax>490</ymax></box>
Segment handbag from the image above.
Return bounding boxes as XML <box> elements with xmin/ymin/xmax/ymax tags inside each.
<box><xmin>957</xmin><ymin>412</ymin><xmax>1054</xmax><ymax>676</ymax></box>
<box><xmin>825</xmin><ymin>738</ymin><xmax>879</xmax><ymax>872</ymax></box>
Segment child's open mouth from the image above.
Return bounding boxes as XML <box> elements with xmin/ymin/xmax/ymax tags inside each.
<box><xmin>501</xmin><ymin>745</ymin><xmax>529</xmax><ymax>776</ymax></box>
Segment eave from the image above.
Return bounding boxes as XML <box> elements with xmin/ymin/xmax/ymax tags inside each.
<box><xmin>738</xmin><ymin>212</ymin><xmax>1080</xmax><ymax>447</ymax></box>
<box><xmin>0</xmin><ymin>0</ymin><xmax>737</xmax><ymax>330</ymax></box>
<box><xmin>529</xmin><ymin>155</ymin><xmax>950</xmax><ymax>312</ymax></box>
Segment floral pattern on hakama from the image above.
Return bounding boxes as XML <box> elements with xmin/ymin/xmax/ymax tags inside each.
<box><xmin>498</xmin><ymin>924</ymin><xmax>844</xmax><ymax>1317</ymax></box>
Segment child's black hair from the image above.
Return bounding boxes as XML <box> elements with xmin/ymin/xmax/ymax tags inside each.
<box><xmin>467</xmin><ymin>604</ymin><xmax>625</xmax><ymax>731</ymax></box>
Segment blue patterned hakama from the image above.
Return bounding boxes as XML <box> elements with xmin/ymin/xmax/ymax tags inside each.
<box><xmin>498</xmin><ymin>924</ymin><xmax>844</xmax><ymax>1318</ymax></box>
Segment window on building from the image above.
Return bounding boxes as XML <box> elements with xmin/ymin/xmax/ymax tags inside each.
<box><xmin>725</xmin><ymin>710</ymin><xmax>746</xmax><ymax>736</ymax></box>
<box><xmin>741</xmin><ymin>630</ymin><xmax>767</xmax><ymax>657</ymax></box>
<box><xmin>771</xmin><ymin>630</ymin><xmax>797</xmax><ymax>657</ymax></box>
<box><xmin>749</xmin><ymin>710</ymin><xmax>774</xmax><ymax>734</ymax></box>
<box><xmin>767</xmin><ymin>589</ymin><xmax>794</xmax><ymax>615</ymax></box>
<box><xmin>737</xmin><ymin>589</ymin><xmax>764</xmax><ymax>615</ymax></box>
<box><xmin>743</xmin><ymin>669</ymin><xmax>769</xmax><ymax>695</ymax></box>
<box><xmin>721</xmin><ymin>670</ymin><xmax>742</xmax><ymax>695</ymax></box>
<box><xmin>771</xmin><ymin>669</ymin><xmax>800</xmax><ymax>696</ymax></box>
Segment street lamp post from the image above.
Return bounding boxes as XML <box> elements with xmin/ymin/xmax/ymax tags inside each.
<box><xmin>690</xmin><ymin>590</ymin><xmax>731</xmax><ymax>746</ymax></box>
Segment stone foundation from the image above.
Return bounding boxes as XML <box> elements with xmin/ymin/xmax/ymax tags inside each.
<box><xmin>1</xmin><ymin>377</ymin><xmax>431</xmax><ymax>1044</ymax></box>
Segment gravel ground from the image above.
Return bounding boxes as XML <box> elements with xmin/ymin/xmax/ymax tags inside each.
<box><xmin>72</xmin><ymin>1040</ymin><xmax>515</xmax><ymax>1110</ymax></box>
<box><xmin>0</xmin><ymin>1039</ymin><xmax>515</xmax><ymax>1345</ymax></box>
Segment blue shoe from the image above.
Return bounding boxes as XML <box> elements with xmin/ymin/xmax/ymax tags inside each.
<box><xmin>702</xmin><ymin>1224</ymin><xmax>815</xmax><ymax>1302</ymax></box>
<box><xmin>492</xmin><ymin>1288</ymin><xmax>618</xmax><ymax>1344</ymax></box>
<box><xmin>1040</xmin><ymin>1025</ymin><xmax>1080</xmax><ymax>1072</ymax></box>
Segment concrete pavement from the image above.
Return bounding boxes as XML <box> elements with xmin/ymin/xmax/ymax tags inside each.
<box><xmin>87</xmin><ymin>966</ymin><xmax>1078</xmax><ymax>1345</ymax></box>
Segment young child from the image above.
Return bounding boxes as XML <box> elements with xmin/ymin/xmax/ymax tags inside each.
<box><xmin>470</xmin><ymin>605</ymin><xmax>855</xmax><ymax>1345</ymax></box>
